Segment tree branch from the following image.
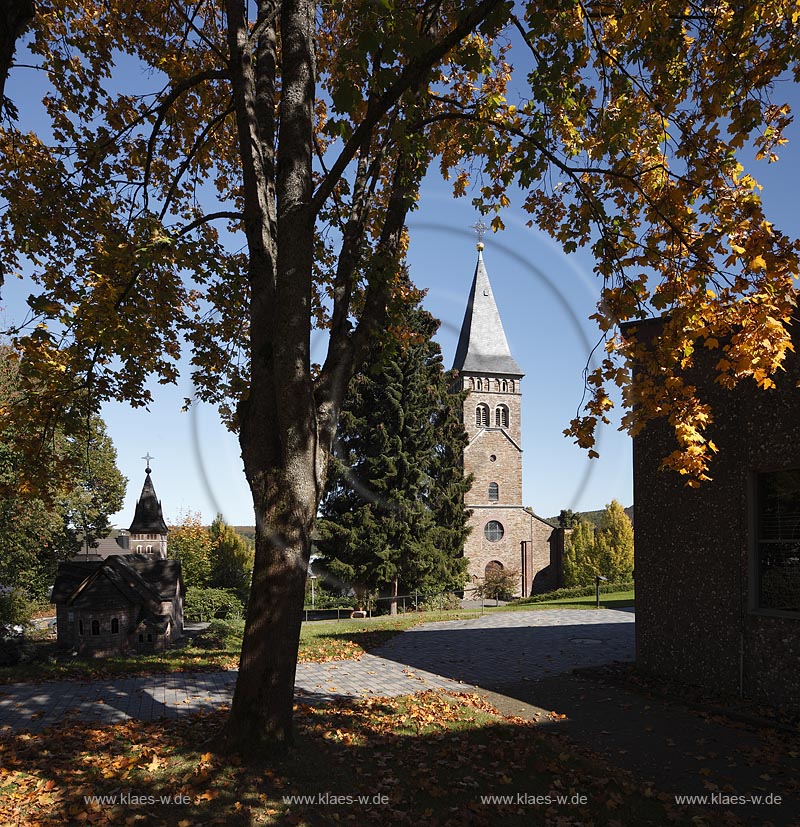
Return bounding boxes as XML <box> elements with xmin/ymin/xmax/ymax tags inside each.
<box><xmin>310</xmin><ymin>0</ymin><xmax>505</xmax><ymax>218</ymax></box>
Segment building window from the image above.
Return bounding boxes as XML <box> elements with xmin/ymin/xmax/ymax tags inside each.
<box><xmin>496</xmin><ymin>405</ymin><xmax>509</xmax><ymax>428</ymax></box>
<box><xmin>488</xmin><ymin>482</ymin><xmax>499</xmax><ymax>502</ymax></box>
<box><xmin>509</xmin><ymin>380</ymin><xmax>515</xmax><ymax>393</ymax></box>
<box><xmin>485</xmin><ymin>560</ymin><xmax>503</xmax><ymax>577</ymax></box>
<box><xmin>489</xmin><ymin>454</ymin><xmax>497</xmax><ymax>462</ymax></box>
<box><xmin>484</xmin><ymin>520</ymin><xmax>504</xmax><ymax>542</ymax></box>
<box><xmin>146</xmin><ymin>545</ymin><xmax>152</xmax><ymax>552</ymax></box>
<box><xmin>147</xmin><ymin>633</ymin><xmax>153</xmax><ymax>642</ymax></box>
<box><xmin>111</xmin><ymin>618</ymin><xmax>119</xmax><ymax>634</ymax></box>
<box><xmin>79</xmin><ymin>620</ymin><xmax>84</xmax><ymax>635</ymax></box>
<box><xmin>476</xmin><ymin>404</ymin><xmax>490</xmax><ymax>427</ymax></box>
<box><xmin>756</xmin><ymin>469</ymin><xmax>800</xmax><ymax>612</ymax></box>
<box><xmin>91</xmin><ymin>620</ymin><xmax>100</xmax><ymax>636</ymax></box>
<box><xmin>136</xmin><ymin>545</ymin><xmax>142</xmax><ymax>552</ymax></box>
<box><xmin>501</xmin><ymin>379</ymin><xmax>508</xmax><ymax>392</ymax></box>
<box><xmin>138</xmin><ymin>633</ymin><xmax>144</xmax><ymax>643</ymax></box>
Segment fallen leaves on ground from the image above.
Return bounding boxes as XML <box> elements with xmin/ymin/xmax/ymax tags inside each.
<box><xmin>0</xmin><ymin>690</ymin><xmax>738</xmax><ymax>827</ymax></box>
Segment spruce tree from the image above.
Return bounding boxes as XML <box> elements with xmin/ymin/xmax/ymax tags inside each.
<box><xmin>317</xmin><ymin>296</ymin><xmax>470</xmax><ymax>610</ymax></box>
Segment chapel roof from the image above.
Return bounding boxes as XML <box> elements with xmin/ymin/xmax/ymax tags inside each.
<box><xmin>51</xmin><ymin>555</ymin><xmax>184</xmax><ymax>607</ymax></box>
<box><xmin>452</xmin><ymin>247</ymin><xmax>523</xmax><ymax>377</ymax></box>
<box><xmin>128</xmin><ymin>471</ymin><xmax>168</xmax><ymax>535</ymax></box>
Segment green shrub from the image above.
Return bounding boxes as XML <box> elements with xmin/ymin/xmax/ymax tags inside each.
<box><xmin>0</xmin><ymin>587</ymin><xmax>35</xmax><ymax>626</ymax></box>
<box><xmin>417</xmin><ymin>592</ymin><xmax>462</xmax><ymax>612</ymax></box>
<box><xmin>305</xmin><ymin>588</ymin><xmax>354</xmax><ymax>609</ymax></box>
<box><xmin>516</xmin><ymin>579</ymin><xmax>633</xmax><ymax>604</ymax></box>
<box><xmin>184</xmin><ymin>587</ymin><xmax>244</xmax><ymax>621</ymax></box>
<box><xmin>193</xmin><ymin>618</ymin><xmax>245</xmax><ymax>649</ymax></box>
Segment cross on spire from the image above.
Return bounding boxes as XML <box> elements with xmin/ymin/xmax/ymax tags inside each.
<box><xmin>470</xmin><ymin>218</ymin><xmax>489</xmax><ymax>246</ymax></box>
<box><xmin>142</xmin><ymin>452</ymin><xmax>154</xmax><ymax>474</ymax></box>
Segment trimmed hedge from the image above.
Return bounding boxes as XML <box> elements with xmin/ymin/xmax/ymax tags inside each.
<box><xmin>516</xmin><ymin>580</ymin><xmax>634</xmax><ymax>604</ymax></box>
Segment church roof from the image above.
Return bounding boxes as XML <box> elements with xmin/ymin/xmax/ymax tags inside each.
<box><xmin>452</xmin><ymin>247</ymin><xmax>523</xmax><ymax>377</ymax></box>
<box><xmin>128</xmin><ymin>472</ymin><xmax>168</xmax><ymax>534</ymax></box>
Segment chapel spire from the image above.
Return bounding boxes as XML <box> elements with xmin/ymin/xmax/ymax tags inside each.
<box><xmin>128</xmin><ymin>460</ymin><xmax>168</xmax><ymax>536</ymax></box>
<box><xmin>452</xmin><ymin>243</ymin><xmax>523</xmax><ymax>377</ymax></box>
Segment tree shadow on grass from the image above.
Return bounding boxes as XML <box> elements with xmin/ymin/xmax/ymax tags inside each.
<box><xmin>0</xmin><ymin>692</ymin><xmax>720</xmax><ymax>827</ymax></box>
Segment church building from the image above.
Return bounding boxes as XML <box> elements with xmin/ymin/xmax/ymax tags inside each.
<box><xmin>453</xmin><ymin>240</ymin><xmax>562</xmax><ymax>596</ymax></box>
<box><xmin>51</xmin><ymin>458</ymin><xmax>183</xmax><ymax>656</ymax></box>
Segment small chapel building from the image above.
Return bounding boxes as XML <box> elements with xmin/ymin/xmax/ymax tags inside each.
<box><xmin>51</xmin><ymin>460</ymin><xmax>184</xmax><ymax>656</ymax></box>
<box><xmin>453</xmin><ymin>242</ymin><xmax>562</xmax><ymax>596</ymax></box>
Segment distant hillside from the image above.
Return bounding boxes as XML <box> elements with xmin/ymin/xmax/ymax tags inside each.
<box><xmin>546</xmin><ymin>506</ymin><xmax>634</xmax><ymax>528</ymax></box>
<box><xmin>233</xmin><ymin>526</ymin><xmax>256</xmax><ymax>541</ymax></box>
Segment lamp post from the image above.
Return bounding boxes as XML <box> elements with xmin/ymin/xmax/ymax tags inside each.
<box><xmin>595</xmin><ymin>575</ymin><xmax>608</xmax><ymax>608</ymax></box>
<box><xmin>310</xmin><ymin>574</ymin><xmax>317</xmax><ymax>609</ymax></box>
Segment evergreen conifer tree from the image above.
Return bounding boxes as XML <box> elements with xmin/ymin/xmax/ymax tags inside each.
<box><xmin>317</xmin><ymin>296</ymin><xmax>470</xmax><ymax>611</ymax></box>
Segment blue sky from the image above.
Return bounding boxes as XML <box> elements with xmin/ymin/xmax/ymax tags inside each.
<box><xmin>2</xmin><ymin>35</ymin><xmax>799</xmax><ymax>529</ymax></box>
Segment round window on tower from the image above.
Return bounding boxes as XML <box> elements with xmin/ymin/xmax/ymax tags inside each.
<box><xmin>489</xmin><ymin>454</ymin><xmax>497</xmax><ymax>462</ymax></box>
<box><xmin>484</xmin><ymin>520</ymin><xmax>504</xmax><ymax>542</ymax></box>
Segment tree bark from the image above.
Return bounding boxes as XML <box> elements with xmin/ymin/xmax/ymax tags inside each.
<box><xmin>225</xmin><ymin>0</ymin><xmax>318</xmax><ymax>754</ymax></box>
<box><xmin>0</xmin><ymin>0</ymin><xmax>34</xmax><ymax>109</ymax></box>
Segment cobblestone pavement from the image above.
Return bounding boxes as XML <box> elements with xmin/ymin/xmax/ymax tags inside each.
<box><xmin>0</xmin><ymin>609</ymin><xmax>634</xmax><ymax>732</ymax></box>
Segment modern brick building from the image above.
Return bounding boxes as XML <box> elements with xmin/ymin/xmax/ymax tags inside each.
<box><xmin>453</xmin><ymin>242</ymin><xmax>561</xmax><ymax>596</ymax></box>
<box><xmin>629</xmin><ymin>316</ymin><xmax>800</xmax><ymax>708</ymax></box>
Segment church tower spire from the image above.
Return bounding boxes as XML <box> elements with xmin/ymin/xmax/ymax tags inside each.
<box><xmin>128</xmin><ymin>455</ymin><xmax>168</xmax><ymax>557</ymax></box>
<box><xmin>452</xmin><ymin>244</ymin><xmax>523</xmax><ymax>378</ymax></box>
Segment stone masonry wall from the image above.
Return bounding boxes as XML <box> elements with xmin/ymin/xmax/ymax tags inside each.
<box><xmin>632</xmin><ymin>317</ymin><xmax>800</xmax><ymax>709</ymax></box>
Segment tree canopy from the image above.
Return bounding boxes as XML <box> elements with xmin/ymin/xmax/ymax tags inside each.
<box><xmin>0</xmin><ymin>0</ymin><xmax>797</xmax><ymax>750</ymax></box>
<box><xmin>0</xmin><ymin>346</ymin><xmax>126</xmax><ymax>598</ymax></box>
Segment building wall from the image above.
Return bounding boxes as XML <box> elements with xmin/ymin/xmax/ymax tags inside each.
<box><xmin>130</xmin><ymin>533</ymin><xmax>168</xmax><ymax>557</ymax></box>
<box><xmin>56</xmin><ymin>605</ymin><xmax>139</xmax><ymax>657</ymax></box>
<box><xmin>459</xmin><ymin>374</ymin><xmax>559</xmax><ymax>596</ymax></box>
<box><xmin>632</xmin><ymin>318</ymin><xmax>800</xmax><ymax>709</ymax></box>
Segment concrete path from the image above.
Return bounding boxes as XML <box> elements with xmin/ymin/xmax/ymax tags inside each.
<box><xmin>0</xmin><ymin>608</ymin><xmax>635</xmax><ymax>732</ymax></box>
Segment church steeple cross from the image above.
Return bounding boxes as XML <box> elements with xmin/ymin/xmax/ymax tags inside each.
<box><xmin>470</xmin><ymin>218</ymin><xmax>489</xmax><ymax>246</ymax></box>
<box><xmin>142</xmin><ymin>452</ymin><xmax>154</xmax><ymax>474</ymax></box>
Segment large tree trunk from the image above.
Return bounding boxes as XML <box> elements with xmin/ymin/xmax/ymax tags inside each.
<box><xmin>0</xmin><ymin>0</ymin><xmax>34</xmax><ymax>107</ymax></box>
<box><xmin>224</xmin><ymin>0</ymin><xmax>319</xmax><ymax>754</ymax></box>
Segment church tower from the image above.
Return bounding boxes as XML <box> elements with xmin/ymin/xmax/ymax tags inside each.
<box><xmin>453</xmin><ymin>239</ymin><xmax>558</xmax><ymax>595</ymax></box>
<box><xmin>128</xmin><ymin>455</ymin><xmax>169</xmax><ymax>558</ymax></box>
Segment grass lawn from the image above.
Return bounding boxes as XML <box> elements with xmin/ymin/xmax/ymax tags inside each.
<box><xmin>0</xmin><ymin>690</ymin><xmax>705</xmax><ymax>827</ymax></box>
<box><xmin>0</xmin><ymin>593</ymin><xmax>634</xmax><ymax>684</ymax></box>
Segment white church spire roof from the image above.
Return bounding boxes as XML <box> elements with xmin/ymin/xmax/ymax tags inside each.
<box><xmin>452</xmin><ymin>245</ymin><xmax>523</xmax><ymax>377</ymax></box>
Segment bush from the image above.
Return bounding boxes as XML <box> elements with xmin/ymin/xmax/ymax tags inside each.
<box><xmin>517</xmin><ymin>579</ymin><xmax>634</xmax><ymax>604</ymax></box>
<box><xmin>417</xmin><ymin>592</ymin><xmax>462</xmax><ymax>612</ymax></box>
<box><xmin>305</xmin><ymin>588</ymin><xmax>354</xmax><ymax>610</ymax></box>
<box><xmin>193</xmin><ymin>618</ymin><xmax>245</xmax><ymax>649</ymax></box>
<box><xmin>0</xmin><ymin>587</ymin><xmax>35</xmax><ymax>626</ymax></box>
<box><xmin>477</xmin><ymin>567</ymin><xmax>520</xmax><ymax>602</ymax></box>
<box><xmin>184</xmin><ymin>587</ymin><xmax>244</xmax><ymax>621</ymax></box>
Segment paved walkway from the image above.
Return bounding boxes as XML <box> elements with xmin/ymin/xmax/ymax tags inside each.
<box><xmin>0</xmin><ymin>609</ymin><xmax>635</xmax><ymax>732</ymax></box>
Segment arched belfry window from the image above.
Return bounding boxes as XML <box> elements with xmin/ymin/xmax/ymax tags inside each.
<box><xmin>509</xmin><ymin>380</ymin><xmax>515</xmax><ymax>393</ymax></box>
<box><xmin>469</xmin><ymin>377</ymin><xmax>475</xmax><ymax>390</ymax></box>
<box><xmin>476</xmin><ymin>404</ymin><xmax>490</xmax><ymax>427</ymax></box>
<box><xmin>488</xmin><ymin>482</ymin><xmax>499</xmax><ymax>502</ymax></box>
<box><xmin>501</xmin><ymin>379</ymin><xmax>508</xmax><ymax>392</ymax></box>
<box><xmin>476</xmin><ymin>378</ymin><xmax>484</xmax><ymax>391</ymax></box>
<box><xmin>496</xmin><ymin>405</ymin><xmax>509</xmax><ymax>428</ymax></box>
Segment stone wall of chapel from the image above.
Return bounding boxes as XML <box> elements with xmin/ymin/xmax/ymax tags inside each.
<box><xmin>464</xmin><ymin>429</ymin><xmax>522</xmax><ymax>506</ymax></box>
